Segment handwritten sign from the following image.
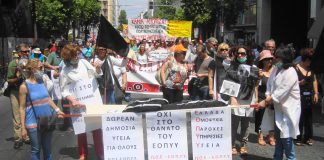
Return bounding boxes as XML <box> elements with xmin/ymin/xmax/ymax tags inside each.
<box><xmin>146</xmin><ymin>111</ymin><xmax>188</xmax><ymax>160</ymax></box>
<box><xmin>68</xmin><ymin>78</ymin><xmax>102</xmax><ymax>134</ymax></box>
<box><xmin>102</xmin><ymin>113</ymin><xmax>144</xmax><ymax>160</ymax></box>
<box><xmin>191</xmin><ymin>107</ymin><xmax>232</xmax><ymax>160</ymax></box>
<box><xmin>148</xmin><ymin>48</ymin><xmax>169</xmax><ymax>62</ymax></box>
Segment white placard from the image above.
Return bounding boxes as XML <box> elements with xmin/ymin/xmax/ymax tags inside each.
<box><xmin>148</xmin><ymin>48</ymin><xmax>169</xmax><ymax>62</ymax></box>
<box><xmin>220</xmin><ymin>80</ymin><xmax>241</xmax><ymax>97</ymax></box>
<box><xmin>102</xmin><ymin>113</ymin><xmax>144</xmax><ymax>160</ymax></box>
<box><xmin>191</xmin><ymin>107</ymin><xmax>232</xmax><ymax>160</ymax></box>
<box><xmin>68</xmin><ymin>78</ymin><xmax>103</xmax><ymax>134</ymax></box>
<box><xmin>146</xmin><ymin>111</ymin><xmax>188</xmax><ymax>160</ymax></box>
<box><xmin>51</xmin><ymin>70</ymin><xmax>61</xmax><ymax>100</ymax></box>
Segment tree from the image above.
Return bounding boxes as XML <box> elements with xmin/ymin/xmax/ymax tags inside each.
<box><xmin>181</xmin><ymin>0</ymin><xmax>245</xmax><ymax>39</ymax></box>
<box><xmin>31</xmin><ymin>0</ymin><xmax>100</xmax><ymax>38</ymax></box>
<box><xmin>32</xmin><ymin>0</ymin><xmax>67</xmax><ymax>35</ymax></box>
<box><xmin>153</xmin><ymin>0</ymin><xmax>184</xmax><ymax>20</ymax></box>
<box><xmin>118</xmin><ymin>10</ymin><xmax>128</xmax><ymax>31</ymax></box>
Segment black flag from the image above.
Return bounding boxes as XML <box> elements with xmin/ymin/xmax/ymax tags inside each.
<box><xmin>96</xmin><ymin>15</ymin><xmax>129</xmax><ymax>57</ymax></box>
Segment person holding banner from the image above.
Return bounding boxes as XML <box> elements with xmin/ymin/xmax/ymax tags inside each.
<box><xmin>265</xmin><ymin>47</ymin><xmax>301</xmax><ymax>160</ymax></box>
<box><xmin>19</xmin><ymin>59</ymin><xmax>64</xmax><ymax>160</ymax></box>
<box><xmin>161</xmin><ymin>47</ymin><xmax>190</xmax><ymax>103</ymax></box>
<box><xmin>225</xmin><ymin>46</ymin><xmax>259</xmax><ymax>155</ymax></box>
<box><xmin>59</xmin><ymin>44</ymin><xmax>104</xmax><ymax>160</ymax></box>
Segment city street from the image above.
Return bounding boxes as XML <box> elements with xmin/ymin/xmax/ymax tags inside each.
<box><xmin>1</xmin><ymin>96</ymin><xmax>324</xmax><ymax>160</ymax></box>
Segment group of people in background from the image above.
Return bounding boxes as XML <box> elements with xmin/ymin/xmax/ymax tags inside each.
<box><xmin>5</xmin><ymin>34</ymin><xmax>320</xmax><ymax>160</ymax></box>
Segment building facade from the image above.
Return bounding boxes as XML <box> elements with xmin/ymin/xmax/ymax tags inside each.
<box><xmin>100</xmin><ymin>0</ymin><xmax>119</xmax><ymax>27</ymax></box>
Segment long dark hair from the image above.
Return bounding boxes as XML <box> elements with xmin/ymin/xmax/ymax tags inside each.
<box><xmin>232</xmin><ymin>45</ymin><xmax>253</xmax><ymax>65</ymax></box>
<box><xmin>275</xmin><ymin>47</ymin><xmax>294</xmax><ymax>69</ymax></box>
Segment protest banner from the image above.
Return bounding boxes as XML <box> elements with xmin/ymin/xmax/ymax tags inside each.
<box><xmin>100</xmin><ymin>107</ymin><xmax>231</xmax><ymax>160</ymax></box>
<box><xmin>128</xmin><ymin>19</ymin><xmax>168</xmax><ymax>40</ymax></box>
<box><xmin>67</xmin><ymin>78</ymin><xmax>103</xmax><ymax>134</ymax></box>
<box><xmin>167</xmin><ymin>20</ymin><xmax>193</xmax><ymax>38</ymax></box>
<box><xmin>102</xmin><ymin>113</ymin><xmax>144</xmax><ymax>160</ymax></box>
<box><xmin>126</xmin><ymin>60</ymin><xmax>189</xmax><ymax>95</ymax></box>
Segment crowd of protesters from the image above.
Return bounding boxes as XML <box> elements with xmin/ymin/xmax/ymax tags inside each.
<box><xmin>3</xmin><ymin>34</ymin><xmax>321</xmax><ymax>160</ymax></box>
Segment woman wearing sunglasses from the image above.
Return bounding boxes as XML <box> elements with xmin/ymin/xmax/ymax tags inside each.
<box><xmin>225</xmin><ymin>46</ymin><xmax>259</xmax><ymax>155</ymax></box>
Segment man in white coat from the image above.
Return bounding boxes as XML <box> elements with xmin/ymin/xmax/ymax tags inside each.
<box><xmin>265</xmin><ymin>47</ymin><xmax>301</xmax><ymax>160</ymax></box>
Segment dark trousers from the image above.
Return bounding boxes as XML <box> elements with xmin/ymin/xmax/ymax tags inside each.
<box><xmin>254</xmin><ymin>108</ymin><xmax>265</xmax><ymax>133</ymax></box>
<box><xmin>162</xmin><ymin>87</ymin><xmax>183</xmax><ymax>104</ymax></box>
<box><xmin>297</xmin><ymin>96</ymin><xmax>313</xmax><ymax>141</ymax></box>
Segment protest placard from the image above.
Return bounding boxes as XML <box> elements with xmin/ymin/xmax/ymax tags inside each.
<box><xmin>102</xmin><ymin>113</ymin><xmax>144</xmax><ymax>160</ymax></box>
<box><xmin>68</xmin><ymin>78</ymin><xmax>102</xmax><ymax>134</ymax></box>
<box><xmin>51</xmin><ymin>70</ymin><xmax>61</xmax><ymax>100</ymax></box>
<box><xmin>148</xmin><ymin>48</ymin><xmax>170</xmax><ymax>62</ymax></box>
<box><xmin>191</xmin><ymin>107</ymin><xmax>232</xmax><ymax>160</ymax></box>
<box><xmin>99</xmin><ymin>107</ymin><xmax>231</xmax><ymax>160</ymax></box>
<box><xmin>146</xmin><ymin>111</ymin><xmax>188</xmax><ymax>160</ymax></box>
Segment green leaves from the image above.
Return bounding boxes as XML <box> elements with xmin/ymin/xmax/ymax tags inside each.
<box><xmin>181</xmin><ymin>0</ymin><xmax>245</xmax><ymax>27</ymax></box>
<box><xmin>31</xmin><ymin>0</ymin><xmax>100</xmax><ymax>35</ymax></box>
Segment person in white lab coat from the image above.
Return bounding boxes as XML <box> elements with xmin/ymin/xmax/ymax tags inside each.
<box><xmin>265</xmin><ymin>47</ymin><xmax>301</xmax><ymax>160</ymax></box>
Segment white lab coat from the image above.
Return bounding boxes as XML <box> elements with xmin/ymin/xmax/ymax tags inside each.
<box><xmin>266</xmin><ymin>66</ymin><xmax>301</xmax><ymax>139</ymax></box>
<box><xmin>59</xmin><ymin>59</ymin><xmax>102</xmax><ymax>99</ymax></box>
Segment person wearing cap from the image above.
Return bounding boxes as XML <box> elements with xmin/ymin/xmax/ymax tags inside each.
<box><xmin>30</xmin><ymin>48</ymin><xmax>45</xmax><ymax>62</ymax></box>
<box><xmin>7</xmin><ymin>43</ymin><xmax>31</xmax><ymax>149</ymax></box>
<box><xmin>206</xmin><ymin>37</ymin><xmax>218</xmax><ymax>58</ymax></box>
<box><xmin>255</xmin><ymin>50</ymin><xmax>276</xmax><ymax>146</ymax></box>
<box><xmin>160</xmin><ymin>45</ymin><xmax>190</xmax><ymax>103</ymax></box>
<box><xmin>265</xmin><ymin>47</ymin><xmax>301</xmax><ymax>160</ymax></box>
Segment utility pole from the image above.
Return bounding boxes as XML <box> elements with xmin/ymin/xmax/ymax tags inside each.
<box><xmin>31</xmin><ymin>0</ymin><xmax>37</xmax><ymax>43</ymax></box>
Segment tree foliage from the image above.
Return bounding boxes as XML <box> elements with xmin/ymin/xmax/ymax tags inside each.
<box><xmin>33</xmin><ymin>0</ymin><xmax>67</xmax><ymax>33</ymax></box>
<box><xmin>153</xmin><ymin>0</ymin><xmax>184</xmax><ymax>20</ymax></box>
<box><xmin>181</xmin><ymin>0</ymin><xmax>245</xmax><ymax>27</ymax></box>
<box><xmin>31</xmin><ymin>0</ymin><xmax>100</xmax><ymax>35</ymax></box>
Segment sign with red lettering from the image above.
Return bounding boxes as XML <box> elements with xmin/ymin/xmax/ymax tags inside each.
<box><xmin>128</xmin><ymin>19</ymin><xmax>168</xmax><ymax>40</ymax></box>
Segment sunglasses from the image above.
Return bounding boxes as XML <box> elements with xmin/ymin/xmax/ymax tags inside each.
<box><xmin>220</xmin><ymin>48</ymin><xmax>229</xmax><ymax>51</ymax></box>
<box><xmin>21</xmin><ymin>50</ymin><xmax>30</xmax><ymax>53</ymax></box>
<box><xmin>237</xmin><ymin>52</ymin><xmax>246</xmax><ymax>56</ymax></box>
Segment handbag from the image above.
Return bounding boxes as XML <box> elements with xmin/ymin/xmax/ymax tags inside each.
<box><xmin>26</xmin><ymin>82</ymin><xmax>56</xmax><ymax>132</ymax></box>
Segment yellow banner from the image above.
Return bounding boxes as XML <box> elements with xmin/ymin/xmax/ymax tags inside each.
<box><xmin>167</xmin><ymin>20</ymin><xmax>192</xmax><ymax>38</ymax></box>
<box><xmin>122</xmin><ymin>24</ymin><xmax>128</xmax><ymax>35</ymax></box>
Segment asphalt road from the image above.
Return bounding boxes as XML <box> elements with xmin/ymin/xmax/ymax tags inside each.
<box><xmin>1</xmin><ymin>95</ymin><xmax>324</xmax><ymax>160</ymax></box>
